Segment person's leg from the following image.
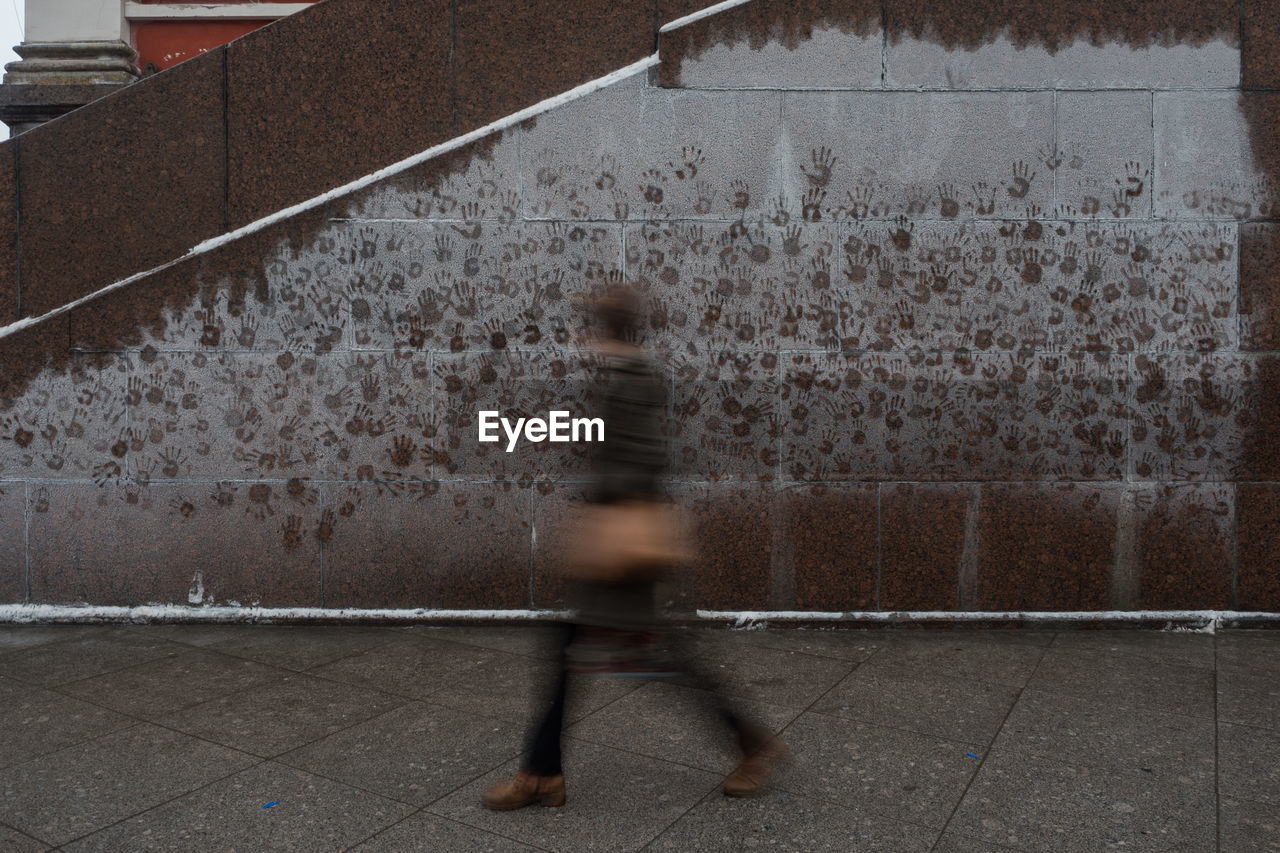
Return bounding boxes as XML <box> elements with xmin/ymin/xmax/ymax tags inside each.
<box><xmin>524</xmin><ymin>621</ymin><xmax>576</xmax><ymax>776</ymax></box>
<box><xmin>482</xmin><ymin>622</ymin><xmax>575</xmax><ymax>810</ymax></box>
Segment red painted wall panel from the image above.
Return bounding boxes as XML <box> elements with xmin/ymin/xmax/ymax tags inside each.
<box><xmin>132</xmin><ymin>21</ymin><xmax>267</xmax><ymax>72</ymax></box>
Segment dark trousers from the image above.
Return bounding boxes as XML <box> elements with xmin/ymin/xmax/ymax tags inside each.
<box><xmin>524</xmin><ymin>621</ymin><xmax>750</xmax><ymax>776</ymax></box>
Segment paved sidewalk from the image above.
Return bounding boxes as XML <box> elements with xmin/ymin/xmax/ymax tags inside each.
<box><xmin>0</xmin><ymin>624</ymin><xmax>1276</xmax><ymax>851</ymax></box>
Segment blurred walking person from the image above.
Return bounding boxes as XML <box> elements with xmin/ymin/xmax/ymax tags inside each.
<box><xmin>481</xmin><ymin>286</ymin><xmax>788</xmax><ymax>811</ymax></box>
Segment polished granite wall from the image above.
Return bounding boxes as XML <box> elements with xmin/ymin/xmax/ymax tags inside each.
<box><xmin>1</xmin><ymin>0</ymin><xmax>1278</xmax><ymax>613</ymax></box>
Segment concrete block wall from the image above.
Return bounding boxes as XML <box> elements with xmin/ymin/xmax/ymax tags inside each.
<box><xmin>1</xmin><ymin>0</ymin><xmax>1278</xmax><ymax>615</ymax></box>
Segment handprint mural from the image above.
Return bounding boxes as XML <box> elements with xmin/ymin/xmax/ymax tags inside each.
<box><xmin>1</xmin><ymin>0</ymin><xmax>1276</xmax><ymax>613</ymax></box>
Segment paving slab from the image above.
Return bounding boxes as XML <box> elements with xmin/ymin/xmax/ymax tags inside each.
<box><xmin>351</xmin><ymin>811</ymin><xmax>542</xmax><ymax>852</ymax></box>
<box><xmin>59</xmin><ymin>648</ymin><xmax>289</xmax><ymax>721</ymax></box>
<box><xmin>0</xmin><ymin>625</ymin><xmax>106</xmax><ymax>655</ymax></box>
<box><xmin>429</xmin><ymin>738</ymin><xmax>722</xmax><ymax>853</ymax></box>
<box><xmin>0</xmin><ymin>824</ymin><xmax>48</xmax><ymax>852</ymax></box>
<box><xmin>420</xmin><ymin>650</ymin><xmax>640</xmax><ymax>725</ymax></box>
<box><xmin>947</xmin><ymin>748</ymin><xmax>1216</xmax><ymax>852</ymax></box>
<box><xmin>991</xmin><ymin>689</ymin><xmax>1214</xmax><ymax>776</ymax></box>
<box><xmin>863</xmin><ymin>633</ymin><xmax>1048</xmax><ymax>688</ymax></box>
<box><xmin>399</xmin><ymin>625</ymin><xmax>559</xmax><ymax>659</ymax></box>
<box><xmin>1217</xmin><ymin>662</ymin><xmax>1280</xmax><ymax>731</ymax></box>
<box><xmin>771</xmin><ymin>711</ymin><xmax>980</xmax><ymax>830</ymax></box>
<box><xmin>704</xmin><ymin>627</ymin><xmax>886</xmax><ymax>663</ymax></box>
<box><xmin>695</xmin><ymin>641</ymin><xmax>858</xmax><ymax>709</ymax></box>
<box><xmin>1218</xmin><ymin>722</ymin><xmax>1280</xmax><ymax>806</ymax></box>
<box><xmin>0</xmin><ymin>678</ymin><xmax>134</xmax><ymax>770</ymax></box>
<box><xmin>62</xmin><ymin>761</ymin><xmax>413</xmax><ymax>853</ymax></box>
<box><xmin>195</xmin><ymin>625</ymin><xmax>402</xmax><ymax>672</ymax></box>
<box><xmin>307</xmin><ymin>637</ymin><xmax>498</xmax><ymax>701</ymax></box>
<box><xmin>1219</xmin><ymin>796</ymin><xmax>1280</xmax><ymax>853</ymax></box>
<box><xmin>930</xmin><ymin>830</ymin><xmax>1027</xmax><ymax>852</ymax></box>
<box><xmin>0</xmin><ymin>629</ymin><xmax>183</xmax><ymax>687</ymax></box>
<box><xmin>567</xmin><ymin>680</ymin><xmax>798</xmax><ymax>773</ymax></box>
<box><xmin>157</xmin><ymin>673</ymin><xmax>407</xmax><ymax>758</ymax></box>
<box><xmin>0</xmin><ymin>723</ymin><xmax>255</xmax><ymax>847</ymax></box>
<box><xmin>1026</xmin><ymin>646</ymin><xmax>1215</xmax><ymax>719</ymax></box>
<box><xmin>278</xmin><ymin>702</ymin><xmax>524</xmax><ymax>807</ymax></box>
<box><xmin>645</xmin><ymin>788</ymin><xmax>935</xmax><ymax>852</ymax></box>
<box><xmin>1048</xmin><ymin>628</ymin><xmax>1216</xmax><ymax>670</ymax></box>
<box><xmin>812</xmin><ymin>665</ymin><xmax>1021</xmax><ymax>746</ymax></box>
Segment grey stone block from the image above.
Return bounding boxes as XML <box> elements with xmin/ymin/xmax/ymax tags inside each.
<box><xmin>886</xmin><ymin>33</ymin><xmax>1239</xmax><ymax>90</ymax></box>
<box><xmin>948</xmin><ymin>748</ymin><xmax>1215</xmax><ymax>852</ymax></box>
<box><xmin>674</xmin><ymin>26</ymin><xmax>884</xmax><ymax>90</ymax></box>
<box><xmin>1130</xmin><ymin>353</ymin><xmax>1256</xmax><ymax>481</ymax></box>
<box><xmin>0</xmin><ymin>484</ymin><xmax>23</xmax><ymax>603</ymax></box>
<box><xmin>522</xmin><ymin>76</ymin><xmax>784</xmax><ymax>221</ymax></box>
<box><xmin>1155</xmin><ymin>92</ymin><xmax>1277</xmax><ymax>220</ymax></box>
<box><xmin>332</xmin><ymin>219</ymin><xmax>623</xmax><ymax>353</ymax></box>
<box><xmin>1054</xmin><ymin>91</ymin><xmax>1154</xmax><ymax>219</ymax></box>
<box><xmin>0</xmin><ymin>355</ymin><xmax>128</xmax><ymax>482</ymax></box>
<box><xmin>781</xmin><ymin>92</ymin><xmax>1053</xmax><ymax>220</ymax></box>
<box><xmin>336</xmin><ymin>128</ymin><xmax>522</xmax><ymax>221</ymax></box>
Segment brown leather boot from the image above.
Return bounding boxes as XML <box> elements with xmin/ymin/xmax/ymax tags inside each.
<box><xmin>481</xmin><ymin>770</ymin><xmax>566</xmax><ymax>810</ymax></box>
<box><xmin>724</xmin><ymin>726</ymin><xmax>789</xmax><ymax>797</ymax></box>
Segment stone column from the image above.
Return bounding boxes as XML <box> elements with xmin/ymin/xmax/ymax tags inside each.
<box><xmin>0</xmin><ymin>0</ymin><xmax>138</xmax><ymax>135</ymax></box>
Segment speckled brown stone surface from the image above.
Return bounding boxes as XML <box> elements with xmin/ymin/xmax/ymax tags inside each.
<box><xmin>1243</xmin><ymin>0</ymin><xmax>1280</xmax><ymax>88</ymax></box>
<box><xmin>884</xmin><ymin>0</ymin><xmax>1237</xmax><ymax>53</ymax></box>
<box><xmin>529</xmin><ymin>482</ymin><xmax>588</xmax><ymax>609</ymax></box>
<box><xmin>0</xmin><ymin>317</ymin><xmax>69</xmax><ymax>407</ymax></box>
<box><xmin>1136</xmin><ymin>485</ymin><xmax>1234</xmax><ymax>610</ymax></box>
<box><xmin>68</xmin><ymin>207</ymin><xmax>328</xmax><ymax>353</ymax></box>
<box><xmin>1240</xmin><ymin>356</ymin><xmax>1280</xmax><ymax>482</ymax></box>
<box><xmin>658</xmin><ymin>0</ymin><xmax>880</xmax><ymax>87</ymax></box>
<box><xmin>676</xmin><ymin>482</ymin><xmax>774</xmax><ymax>610</ymax></box>
<box><xmin>1241</xmin><ymin>224</ymin><xmax>1280</xmax><ymax>351</ymax></box>
<box><xmin>225</xmin><ymin>0</ymin><xmax>453</xmax><ymax>227</ymax></box>
<box><xmin>17</xmin><ymin>47</ymin><xmax>226</xmax><ymax>318</ymax></box>
<box><xmin>320</xmin><ymin>481</ymin><xmax>530</xmax><ymax>609</ymax></box>
<box><xmin>1240</xmin><ymin>93</ymin><xmax>1280</xmax><ymax>221</ymax></box>
<box><xmin>0</xmin><ymin>482</ymin><xmax>23</xmax><ymax>602</ymax></box>
<box><xmin>27</xmin><ymin>481</ymin><xmax>322</xmax><ymax>606</ymax></box>
<box><xmin>783</xmin><ymin>484</ymin><xmax>877</xmax><ymax>610</ymax></box>
<box><xmin>0</xmin><ymin>140</ymin><xmax>17</xmax><ymax>325</ymax></box>
<box><xmin>881</xmin><ymin>483</ymin><xmax>971</xmax><ymax>611</ymax></box>
<box><xmin>976</xmin><ymin>484</ymin><xmax>1119</xmax><ymax>611</ymax></box>
<box><xmin>454</xmin><ymin>0</ymin><xmax>654</xmax><ymax>129</ymax></box>
<box><xmin>1237</xmin><ymin>484</ymin><xmax>1280</xmax><ymax>610</ymax></box>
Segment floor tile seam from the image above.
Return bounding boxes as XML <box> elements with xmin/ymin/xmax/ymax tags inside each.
<box><xmin>151</xmin><ymin>666</ymin><xmax>413</xmax><ymax>732</ymax></box>
<box><xmin>45</xmin><ymin>755</ymin><xmax>270</xmax><ymax>850</ymax></box>
<box><xmin>340</xmin><ymin>808</ymin><xmax>556</xmax><ymax>853</ymax></box>
<box><xmin>0</xmin><ymin>705</ymin><xmax>139</xmax><ymax>774</ymax></box>
<box><xmin>774</xmin><ymin>655</ymin><xmax>861</xmax><ymax>742</ymax></box>
<box><xmin>289</xmin><ymin>656</ymin><xmax>492</xmax><ymax>705</ymax></box>
<box><xmin>237</xmin><ymin>693</ymin><xmax>420</xmax><ymax>762</ymax></box>
<box><xmin>799</xmin><ymin>706</ymin><xmax>990</xmax><ymax>752</ymax></box>
<box><xmin>632</xmin><ymin>785</ymin><xmax>727</xmax><ymax>853</ymax></box>
<box><xmin>337</xmin><ymin>806</ymin><xmax>429</xmax><ymax>853</ymax></box>
<box><xmin>926</xmin><ymin>634</ymin><xmax>1055</xmax><ymax>853</ymax></box>
<box><xmin>0</xmin><ymin>817</ymin><xmax>54</xmax><ymax>851</ymax></box>
<box><xmin>45</xmin><ymin>655</ymin><xmax>300</xmax><ymax>717</ymax></box>
<box><xmin>262</xmin><ymin>753</ymin><xmax>442</xmax><ymax>812</ymax></box>
<box><xmin>1017</xmin><ymin>680</ymin><xmax>1218</xmax><ymax>721</ymax></box>
<box><xmin>1214</xmin><ymin>630</ymin><xmax>1222</xmax><ymax>853</ymax></box>
<box><xmin>1216</xmin><ymin>717</ymin><xmax>1280</xmax><ymax>737</ymax></box>
<box><xmin>843</xmin><ymin>656</ymin><xmax>1036</xmax><ymax>691</ymax></box>
<box><xmin>1012</xmin><ymin>684</ymin><xmax>1228</xmax><ymax>727</ymax></box>
<box><xmin>750</xmin><ymin>778</ymin><xmax>954</xmax><ymax>835</ymax></box>
<box><xmin>554</xmin><ymin>726</ymin><xmax>740</xmax><ymax>779</ymax></box>
<box><xmin>0</xmin><ymin>642</ymin><xmax>189</xmax><ymax>689</ymax></box>
<box><xmin>746</xmin><ymin>640</ymin><xmax>884</xmax><ymax>664</ymax></box>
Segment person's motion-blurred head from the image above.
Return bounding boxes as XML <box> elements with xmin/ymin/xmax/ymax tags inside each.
<box><xmin>590</xmin><ymin>285</ymin><xmax>643</xmax><ymax>345</ymax></box>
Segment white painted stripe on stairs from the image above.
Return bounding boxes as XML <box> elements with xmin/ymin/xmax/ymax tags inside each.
<box><xmin>659</xmin><ymin>0</ymin><xmax>757</xmax><ymax>33</ymax></box>
<box><xmin>0</xmin><ymin>52</ymin><xmax>660</xmax><ymax>344</ymax></box>
<box><xmin>0</xmin><ymin>604</ymin><xmax>1273</xmax><ymax>625</ymax></box>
